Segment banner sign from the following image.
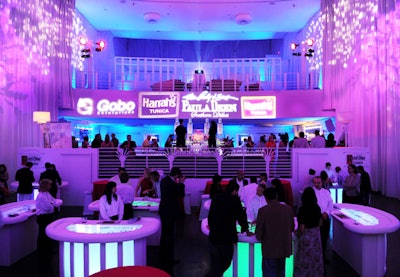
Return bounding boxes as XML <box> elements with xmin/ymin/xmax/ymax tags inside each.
<box><xmin>241</xmin><ymin>96</ymin><xmax>276</xmax><ymax>119</ymax></box>
<box><xmin>59</xmin><ymin>90</ymin><xmax>278</xmax><ymax>120</ymax></box>
<box><xmin>138</xmin><ymin>92</ymin><xmax>179</xmax><ymax>118</ymax></box>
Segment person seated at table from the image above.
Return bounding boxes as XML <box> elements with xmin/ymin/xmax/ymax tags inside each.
<box><xmin>116</xmin><ymin>173</ymin><xmax>135</xmax><ymax>220</ymax></box>
<box><xmin>150</xmin><ymin>170</ymin><xmax>161</xmax><ymax>198</ymax></box>
<box><xmin>110</xmin><ymin>167</ymin><xmax>133</xmax><ymax>186</ymax></box>
<box><xmin>99</xmin><ymin>181</ymin><xmax>124</xmax><ymax>221</ymax></box>
<box><xmin>36</xmin><ymin>179</ymin><xmax>63</xmax><ymax>253</ymax></box>
<box><xmin>142</xmin><ymin>135</ymin><xmax>152</xmax><ymax>147</ymax></box>
<box><xmin>136</xmin><ymin>168</ymin><xmax>156</xmax><ymax>197</ymax></box>
<box><xmin>151</xmin><ymin>138</ymin><xmax>159</xmax><ymax>149</ymax></box>
<box><xmin>209</xmin><ymin>173</ymin><xmax>223</xmax><ymax>200</ymax></box>
<box><xmin>120</xmin><ymin>135</ymin><xmax>137</xmax><ymax>154</ymax></box>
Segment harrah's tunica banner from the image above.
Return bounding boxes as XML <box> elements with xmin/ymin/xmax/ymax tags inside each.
<box><xmin>59</xmin><ymin>89</ymin><xmax>276</xmax><ymax>120</ymax></box>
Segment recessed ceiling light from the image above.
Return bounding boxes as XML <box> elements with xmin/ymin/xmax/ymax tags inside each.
<box><xmin>144</xmin><ymin>12</ymin><xmax>160</xmax><ymax>24</ymax></box>
<box><xmin>235</xmin><ymin>13</ymin><xmax>251</xmax><ymax>25</ymax></box>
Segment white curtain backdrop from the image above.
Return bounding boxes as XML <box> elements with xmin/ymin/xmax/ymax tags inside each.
<box><xmin>322</xmin><ymin>0</ymin><xmax>400</xmax><ymax>198</ymax></box>
<box><xmin>0</xmin><ymin>0</ymin><xmax>75</xmax><ymax>176</ymax></box>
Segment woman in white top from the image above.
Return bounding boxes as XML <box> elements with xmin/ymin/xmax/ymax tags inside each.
<box><xmin>36</xmin><ymin>179</ymin><xmax>63</xmax><ymax>253</ymax></box>
<box><xmin>99</xmin><ymin>181</ymin><xmax>124</xmax><ymax>221</ymax></box>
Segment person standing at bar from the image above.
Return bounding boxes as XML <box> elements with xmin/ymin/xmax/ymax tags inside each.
<box><xmin>158</xmin><ymin>167</ymin><xmax>186</xmax><ymax>275</ymax></box>
<box><xmin>206</xmin><ymin>182</ymin><xmax>251</xmax><ymax>277</ymax></box>
<box><xmin>256</xmin><ymin>188</ymin><xmax>294</xmax><ymax>277</ymax></box>
<box><xmin>15</xmin><ymin>162</ymin><xmax>35</xmax><ymax>201</ymax></box>
<box><xmin>175</xmin><ymin>119</ymin><xmax>187</xmax><ymax>147</ymax></box>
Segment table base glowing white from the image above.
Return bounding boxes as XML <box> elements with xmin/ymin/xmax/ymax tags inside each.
<box><xmin>46</xmin><ymin>217</ymin><xmax>160</xmax><ymax>277</ymax></box>
<box><xmin>331</xmin><ymin>203</ymin><xmax>400</xmax><ymax>277</ymax></box>
<box><xmin>0</xmin><ymin>200</ymin><xmax>37</xmax><ymax>266</ymax></box>
<box><xmin>201</xmin><ymin>219</ymin><xmax>294</xmax><ymax>277</ymax></box>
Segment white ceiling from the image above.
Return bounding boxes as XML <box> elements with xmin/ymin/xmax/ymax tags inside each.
<box><xmin>75</xmin><ymin>0</ymin><xmax>321</xmax><ymax>41</ymax></box>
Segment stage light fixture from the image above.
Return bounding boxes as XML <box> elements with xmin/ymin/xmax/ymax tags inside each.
<box><xmin>290</xmin><ymin>43</ymin><xmax>299</xmax><ymax>51</ymax></box>
<box><xmin>306</xmin><ymin>38</ymin><xmax>314</xmax><ymax>47</ymax></box>
<box><xmin>95</xmin><ymin>40</ymin><xmax>106</xmax><ymax>52</ymax></box>
<box><xmin>79</xmin><ymin>36</ymin><xmax>88</xmax><ymax>45</ymax></box>
<box><xmin>305</xmin><ymin>48</ymin><xmax>314</xmax><ymax>57</ymax></box>
<box><xmin>81</xmin><ymin>48</ymin><xmax>91</xmax><ymax>58</ymax></box>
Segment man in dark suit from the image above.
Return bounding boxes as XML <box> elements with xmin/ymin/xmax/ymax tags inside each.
<box><xmin>206</xmin><ymin>182</ymin><xmax>251</xmax><ymax>277</ymax></box>
<box><xmin>158</xmin><ymin>167</ymin><xmax>185</xmax><ymax>275</ymax></box>
<box><xmin>39</xmin><ymin>162</ymin><xmax>62</xmax><ymax>198</ymax></box>
<box><xmin>15</xmin><ymin>162</ymin><xmax>35</xmax><ymax>201</ymax></box>
<box><xmin>228</xmin><ymin>169</ymin><xmax>248</xmax><ymax>198</ymax></box>
<box><xmin>256</xmin><ymin>188</ymin><xmax>294</xmax><ymax>277</ymax></box>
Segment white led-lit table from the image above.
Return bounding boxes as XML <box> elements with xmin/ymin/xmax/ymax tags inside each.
<box><xmin>46</xmin><ymin>217</ymin><xmax>160</xmax><ymax>277</ymax></box>
<box><xmin>331</xmin><ymin>203</ymin><xmax>400</xmax><ymax>277</ymax></box>
<box><xmin>10</xmin><ymin>181</ymin><xmax>69</xmax><ymax>201</ymax></box>
<box><xmin>201</xmin><ymin>218</ymin><xmax>295</xmax><ymax>277</ymax></box>
<box><xmin>0</xmin><ymin>200</ymin><xmax>37</xmax><ymax>266</ymax></box>
<box><xmin>88</xmin><ymin>197</ymin><xmax>161</xmax><ymax>245</ymax></box>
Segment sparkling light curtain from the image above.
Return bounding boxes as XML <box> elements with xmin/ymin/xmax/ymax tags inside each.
<box><xmin>0</xmin><ymin>0</ymin><xmax>75</xmax><ymax>176</ymax></box>
<box><xmin>322</xmin><ymin>0</ymin><xmax>400</xmax><ymax>198</ymax></box>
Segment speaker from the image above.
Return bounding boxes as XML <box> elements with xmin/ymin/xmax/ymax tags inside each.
<box><xmin>325</xmin><ymin>119</ymin><xmax>335</xmax><ymax>132</ymax></box>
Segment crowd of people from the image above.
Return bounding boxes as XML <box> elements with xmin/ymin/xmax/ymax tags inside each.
<box><xmin>71</xmin><ymin>120</ymin><xmax>339</xmax><ymax>152</ymax></box>
<box><xmin>205</xmin><ymin>169</ymin><xmax>333</xmax><ymax>276</ymax></box>
<box><xmin>2</xmin><ymin>146</ymin><xmax>372</xmax><ymax>276</ymax></box>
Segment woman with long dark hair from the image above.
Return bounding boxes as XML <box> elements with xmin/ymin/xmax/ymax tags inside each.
<box><xmin>99</xmin><ymin>181</ymin><xmax>124</xmax><ymax>221</ymax></box>
<box><xmin>294</xmin><ymin>187</ymin><xmax>324</xmax><ymax>276</ymax></box>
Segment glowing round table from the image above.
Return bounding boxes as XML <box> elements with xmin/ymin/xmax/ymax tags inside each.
<box><xmin>331</xmin><ymin>203</ymin><xmax>400</xmax><ymax>277</ymax></box>
<box><xmin>88</xmin><ymin>197</ymin><xmax>161</xmax><ymax>246</ymax></box>
<box><xmin>0</xmin><ymin>200</ymin><xmax>37</xmax><ymax>266</ymax></box>
<box><xmin>46</xmin><ymin>217</ymin><xmax>160</xmax><ymax>277</ymax></box>
<box><xmin>201</xmin><ymin>218</ymin><xmax>295</xmax><ymax>277</ymax></box>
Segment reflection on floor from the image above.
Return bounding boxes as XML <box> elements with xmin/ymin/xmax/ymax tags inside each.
<box><xmin>0</xmin><ymin>193</ymin><xmax>399</xmax><ymax>277</ymax></box>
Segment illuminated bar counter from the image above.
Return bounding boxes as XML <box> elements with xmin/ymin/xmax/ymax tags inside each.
<box><xmin>201</xmin><ymin>218</ymin><xmax>294</xmax><ymax>277</ymax></box>
<box><xmin>331</xmin><ymin>203</ymin><xmax>400</xmax><ymax>277</ymax></box>
<box><xmin>0</xmin><ymin>200</ymin><xmax>37</xmax><ymax>266</ymax></box>
<box><xmin>46</xmin><ymin>217</ymin><xmax>160</xmax><ymax>277</ymax></box>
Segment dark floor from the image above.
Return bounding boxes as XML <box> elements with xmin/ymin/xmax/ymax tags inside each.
<box><xmin>1</xmin><ymin>193</ymin><xmax>399</xmax><ymax>277</ymax></box>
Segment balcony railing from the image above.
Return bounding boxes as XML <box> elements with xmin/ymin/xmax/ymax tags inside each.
<box><xmin>73</xmin><ymin>71</ymin><xmax>320</xmax><ymax>92</ymax></box>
